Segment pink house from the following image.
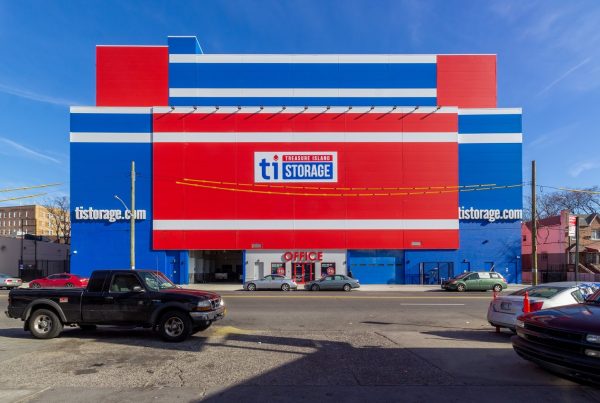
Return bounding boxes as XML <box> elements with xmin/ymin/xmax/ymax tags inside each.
<box><xmin>522</xmin><ymin>209</ymin><xmax>600</xmax><ymax>282</ymax></box>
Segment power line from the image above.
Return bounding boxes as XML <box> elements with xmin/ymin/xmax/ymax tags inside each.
<box><xmin>0</xmin><ymin>183</ymin><xmax>61</xmax><ymax>193</ymax></box>
<box><xmin>0</xmin><ymin>193</ymin><xmax>48</xmax><ymax>203</ymax></box>
<box><xmin>176</xmin><ymin>180</ymin><xmax>522</xmax><ymax>197</ymax></box>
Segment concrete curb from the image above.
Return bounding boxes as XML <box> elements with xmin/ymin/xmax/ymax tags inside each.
<box><xmin>181</xmin><ymin>283</ymin><xmax>528</xmax><ymax>292</ymax></box>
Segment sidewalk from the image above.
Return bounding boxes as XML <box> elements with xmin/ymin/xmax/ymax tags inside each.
<box><xmin>183</xmin><ymin>283</ymin><xmax>528</xmax><ymax>292</ymax></box>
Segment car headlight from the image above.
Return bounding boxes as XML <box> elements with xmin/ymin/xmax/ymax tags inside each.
<box><xmin>195</xmin><ymin>300</ymin><xmax>212</xmax><ymax>311</ymax></box>
<box><xmin>219</xmin><ymin>299</ymin><xmax>225</xmax><ymax>307</ymax></box>
<box><xmin>586</xmin><ymin>334</ymin><xmax>600</xmax><ymax>344</ymax></box>
<box><xmin>516</xmin><ymin>319</ymin><xmax>525</xmax><ymax>328</ymax></box>
<box><xmin>584</xmin><ymin>349</ymin><xmax>600</xmax><ymax>358</ymax></box>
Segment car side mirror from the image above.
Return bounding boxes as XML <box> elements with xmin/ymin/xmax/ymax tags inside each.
<box><xmin>132</xmin><ymin>286</ymin><xmax>144</xmax><ymax>293</ymax></box>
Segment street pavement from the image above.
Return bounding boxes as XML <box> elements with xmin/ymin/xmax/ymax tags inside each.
<box><xmin>0</xmin><ymin>289</ymin><xmax>598</xmax><ymax>403</ymax></box>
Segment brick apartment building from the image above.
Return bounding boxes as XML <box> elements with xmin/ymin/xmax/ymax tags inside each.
<box><xmin>522</xmin><ymin>209</ymin><xmax>600</xmax><ymax>282</ymax></box>
<box><xmin>0</xmin><ymin>205</ymin><xmax>60</xmax><ymax>238</ymax></box>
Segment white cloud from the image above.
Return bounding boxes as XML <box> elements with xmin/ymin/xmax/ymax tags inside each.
<box><xmin>537</xmin><ymin>57</ymin><xmax>591</xmax><ymax>96</ymax></box>
<box><xmin>569</xmin><ymin>161</ymin><xmax>600</xmax><ymax>178</ymax></box>
<box><xmin>0</xmin><ymin>137</ymin><xmax>61</xmax><ymax>164</ymax></box>
<box><xmin>0</xmin><ymin>82</ymin><xmax>78</xmax><ymax>106</ymax></box>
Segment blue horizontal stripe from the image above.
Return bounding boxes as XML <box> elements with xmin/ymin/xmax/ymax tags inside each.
<box><xmin>168</xmin><ymin>97</ymin><xmax>437</xmax><ymax>107</ymax></box>
<box><xmin>459</xmin><ymin>114</ymin><xmax>522</xmax><ymax>134</ymax></box>
<box><xmin>70</xmin><ymin>113</ymin><xmax>152</xmax><ymax>133</ymax></box>
<box><xmin>169</xmin><ymin>63</ymin><xmax>437</xmax><ymax>89</ymax></box>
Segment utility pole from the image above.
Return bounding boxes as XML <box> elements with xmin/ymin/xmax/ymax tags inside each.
<box><xmin>531</xmin><ymin>160</ymin><xmax>538</xmax><ymax>285</ymax></box>
<box><xmin>130</xmin><ymin>160</ymin><xmax>136</xmax><ymax>270</ymax></box>
<box><xmin>575</xmin><ymin>216</ymin><xmax>580</xmax><ymax>283</ymax></box>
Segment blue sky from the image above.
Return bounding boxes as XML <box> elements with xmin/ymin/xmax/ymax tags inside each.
<box><xmin>0</xmin><ymin>0</ymin><xmax>599</xmax><ymax>205</ymax></box>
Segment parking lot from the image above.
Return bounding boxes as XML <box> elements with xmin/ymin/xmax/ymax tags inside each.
<box><xmin>1</xmin><ymin>288</ymin><xmax>598</xmax><ymax>402</ymax></box>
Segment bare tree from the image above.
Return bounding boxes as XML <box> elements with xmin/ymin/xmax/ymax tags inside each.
<box><xmin>44</xmin><ymin>196</ymin><xmax>71</xmax><ymax>244</ymax></box>
<box><xmin>524</xmin><ymin>186</ymin><xmax>600</xmax><ymax>220</ymax></box>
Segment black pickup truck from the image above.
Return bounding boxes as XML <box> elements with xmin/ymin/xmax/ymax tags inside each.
<box><xmin>5</xmin><ymin>269</ymin><xmax>225</xmax><ymax>342</ymax></box>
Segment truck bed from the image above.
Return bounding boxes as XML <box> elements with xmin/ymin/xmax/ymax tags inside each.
<box><xmin>7</xmin><ymin>288</ymin><xmax>84</xmax><ymax>323</ymax></box>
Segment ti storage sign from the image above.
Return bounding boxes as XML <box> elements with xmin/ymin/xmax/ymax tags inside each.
<box><xmin>75</xmin><ymin>207</ymin><xmax>147</xmax><ymax>223</ymax></box>
<box><xmin>458</xmin><ymin>207</ymin><xmax>523</xmax><ymax>222</ymax></box>
<box><xmin>255</xmin><ymin>152</ymin><xmax>338</xmax><ymax>183</ymax></box>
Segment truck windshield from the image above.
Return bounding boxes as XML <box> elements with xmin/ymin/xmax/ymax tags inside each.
<box><xmin>139</xmin><ymin>271</ymin><xmax>177</xmax><ymax>291</ymax></box>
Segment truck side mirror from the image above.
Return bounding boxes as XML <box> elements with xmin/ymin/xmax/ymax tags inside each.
<box><xmin>132</xmin><ymin>286</ymin><xmax>144</xmax><ymax>292</ymax></box>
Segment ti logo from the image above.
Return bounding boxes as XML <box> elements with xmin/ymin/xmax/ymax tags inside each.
<box><xmin>254</xmin><ymin>152</ymin><xmax>338</xmax><ymax>183</ymax></box>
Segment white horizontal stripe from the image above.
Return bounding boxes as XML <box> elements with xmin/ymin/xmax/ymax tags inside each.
<box><xmin>153</xmin><ymin>219</ymin><xmax>458</xmax><ymax>231</ymax></box>
<box><xmin>459</xmin><ymin>108</ymin><xmax>522</xmax><ymax>115</ymax></box>
<box><xmin>459</xmin><ymin>133</ymin><xmax>522</xmax><ymax>144</ymax></box>
<box><xmin>153</xmin><ymin>132</ymin><xmax>457</xmax><ymax>143</ymax></box>
<box><xmin>153</xmin><ymin>106</ymin><xmax>457</xmax><ymax>114</ymax></box>
<box><xmin>169</xmin><ymin>54</ymin><xmax>437</xmax><ymax>64</ymax></box>
<box><xmin>70</xmin><ymin>107</ymin><xmax>152</xmax><ymax>114</ymax></box>
<box><xmin>70</xmin><ymin>132</ymin><xmax>151</xmax><ymax>143</ymax></box>
<box><xmin>169</xmin><ymin>88</ymin><xmax>437</xmax><ymax>98</ymax></box>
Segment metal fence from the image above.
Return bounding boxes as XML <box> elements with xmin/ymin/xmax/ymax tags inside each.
<box><xmin>19</xmin><ymin>260</ymin><xmax>70</xmax><ymax>282</ymax></box>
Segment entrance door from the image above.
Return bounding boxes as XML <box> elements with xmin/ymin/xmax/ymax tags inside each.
<box><xmin>292</xmin><ymin>263</ymin><xmax>315</xmax><ymax>284</ymax></box>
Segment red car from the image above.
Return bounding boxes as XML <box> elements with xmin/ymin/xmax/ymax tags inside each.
<box><xmin>29</xmin><ymin>273</ymin><xmax>88</xmax><ymax>288</ymax></box>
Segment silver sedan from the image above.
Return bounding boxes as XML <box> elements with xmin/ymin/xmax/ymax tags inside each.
<box><xmin>305</xmin><ymin>275</ymin><xmax>360</xmax><ymax>291</ymax></box>
<box><xmin>244</xmin><ymin>274</ymin><xmax>298</xmax><ymax>291</ymax></box>
<box><xmin>0</xmin><ymin>273</ymin><xmax>23</xmax><ymax>289</ymax></box>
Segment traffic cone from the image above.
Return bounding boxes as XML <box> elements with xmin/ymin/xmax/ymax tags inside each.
<box><xmin>522</xmin><ymin>291</ymin><xmax>530</xmax><ymax>313</ymax></box>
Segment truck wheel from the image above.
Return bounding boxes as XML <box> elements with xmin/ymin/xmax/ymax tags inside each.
<box><xmin>192</xmin><ymin>321</ymin><xmax>212</xmax><ymax>334</ymax></box>
<box><xmin>29</xmin><ymin>309</ymin><xmax>63</xmax><ymax>339</ymax></box>
<box><xmin>158</xmin><ymin>311</ymin><xmax>192</xmax><ymax>342</ymax></box>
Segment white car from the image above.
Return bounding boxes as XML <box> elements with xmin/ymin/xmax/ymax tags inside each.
<box><xmin>487</xmin><ymin>281</ymin><xmax>600</xmax><ymax>331</ymax></box>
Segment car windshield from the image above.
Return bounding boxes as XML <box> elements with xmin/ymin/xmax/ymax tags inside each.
<box><xmin>585</xmin><ymin>289</ymin><xmax>600</xmax><ymax>304</ymax></box>
<box><xmin>138</xmin><ymin>271</ymin><xmax>177</xmax><ymax>291</ymax></box>
<box><xmin>510</xmin><ymin>286</ymin><xmax>567</xmax><ymax>299</ymax></box>
<box><xmin>453</xmin><ymin>273</ymin><xmax>471</xmax><ymax>280</ymax></box>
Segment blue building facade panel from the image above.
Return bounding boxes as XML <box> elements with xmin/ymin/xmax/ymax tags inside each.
<box><xmin>70</xmin><ymin>111</ymin><xmax>189</xmax><ymax>283</ymax></box>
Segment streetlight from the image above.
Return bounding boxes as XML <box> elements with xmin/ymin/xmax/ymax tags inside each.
<box><xmin>115</xmin><ymin>193</ymin><xmax>135</xmax><ymax>270</ymax></box>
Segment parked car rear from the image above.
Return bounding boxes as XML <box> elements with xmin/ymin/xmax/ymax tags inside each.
<box><xmin>488</xmin><ymin>282</ymin><xmax>600</xmax><ymax>331</ymax></box>
<box><xmin>0</xmin><ymin>273</ymin><xmax>23</xmax><ymax>289</ymax></box>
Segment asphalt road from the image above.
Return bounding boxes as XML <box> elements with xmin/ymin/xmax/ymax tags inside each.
<box><xmin>0</xmin><ymin>289</ymin><xmax>598</xmax><ymax>403</ymax></box>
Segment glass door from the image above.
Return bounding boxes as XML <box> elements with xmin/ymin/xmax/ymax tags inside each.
<box><xmin>292</xmin><ymin>263</ymin><xmax>315</xmax><ymax>284</ymax></box>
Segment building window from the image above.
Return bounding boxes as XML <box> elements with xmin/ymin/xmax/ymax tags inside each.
<box><xmin>592</xmin><ymin>230</ymin><xmax>600</xmax><ymax>241</ymax></box>
<box><xmin>522</xmin><ymin>235</ymin><xmax>526</xmax><ymax>242</ymax></box>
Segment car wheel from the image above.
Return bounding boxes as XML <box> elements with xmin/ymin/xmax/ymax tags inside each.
<box><xmin>192</xmin><ymin>321</ymin><xmax>212</xmax><ymax>334</ymax></box>
<box><xmin>31</xmin><ymin>283</ymin><xmax>41</xmax><ymax>289</ymax></box>
<box><xmin>29</xmin><ymin>309</ymin><xmax>63</xmax><ymax>339</ymax></box>
<box><xmin>311</xmin><ymin>284</ymin><xmax>320</xmax><ymax>291</ymax></box>
<box><xmin>65</xmin><ymin>283</ymin><xmax>74</xmax><ymax>288</ymax></box>
<box><xmin>281</xmin><ymin>283</ymin><xmax>290</xmax><ymax>291</ymax></box>
<box><xmin>343</xmin><ymin>283</ymin><xmax>352</xmax><ymax>292</ymax></box>
<box><xmin>158</xmin><ymin>311</ymin><xmax>192</xmax><ymax>342</ymax></box>
<box><xmin>247</xmin><ymin>283</ymin><xmax>256</xmax><ymax>291</ymax></box>
<box><xmin>457</xmin><ymin>284</ymin><xmax>466</xmax><ymax>292</ymax></box>
<box><xmin>492</xmin><ymin>284</ymin><xmax>503</xmax><ymax>293</ymax></box>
